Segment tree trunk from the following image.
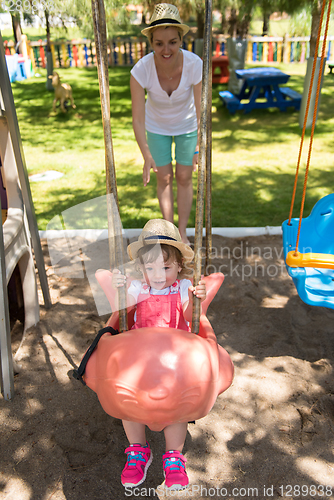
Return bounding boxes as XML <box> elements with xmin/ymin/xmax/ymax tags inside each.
<box><xmin>228</xmin><ymin>8</ymin><xmax>238</xmax><ymax>38</ymax></box>
<box><xmin>45</xmin><ymin>9</ymin><xmax>51</xmax><ymax>52</ymax></box>
<box><xmin>309</xmin><ymin>0</ymin><xmax>323</xmax><ymax>58</ymax></box>
<box><xmin>221</xmin><ymin>11</ymin><xmax>227</xmax><ymax>34</ymax></box>
<box><xmin>45</xmin><ymin>9</ymin><xmax>54</xmax><ymax>90</ymax></box>
<box><xmin>239</xmin><ymin>12</ymin><xmax>251</xmax><ymax>38</ymax></box>
<box><xmin>196</xmin><ymin>9</ymin><xmax>205</xmax><ymax>39</ymax></box>
<box><xmin>11</xmin><ymin>14</ymin><xmax>22</xmax><ymax>52</ymax></box>
<box><xmin>262</xmin><ymin>11</ymin><xmax>270</xmax><ymax>36</ymax></box>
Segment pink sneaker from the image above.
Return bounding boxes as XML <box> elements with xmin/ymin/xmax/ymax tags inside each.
<box><xmin>162</xmin><ymin>450</ymin><xmax>189</xmax><ymax>490</ymax></box>
<box><xmin>121</xmin><ymin>442</ymin><xmax>153</xmax><ymax>487</ymax></box>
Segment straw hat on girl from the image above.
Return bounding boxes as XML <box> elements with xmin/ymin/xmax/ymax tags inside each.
<box><xmin>127</xmin><ymin>219</ymin><xmax>194</xmax><ymax>264</ymax></box>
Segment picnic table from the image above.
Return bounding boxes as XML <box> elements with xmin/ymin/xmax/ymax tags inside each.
<box><xmin>328</xmin><ymin>62</ymin><xmax>334</xmax><ymax>74</ymax></box>
<box><xmin>219</xmin><ymin>67</ymin><xmax>302</xmax><ymax>114</ymax></box>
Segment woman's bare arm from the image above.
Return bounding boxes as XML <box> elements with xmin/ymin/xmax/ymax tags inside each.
<box><xmin>130</xmin><ymin>75</ymin><xmax>158</xmax><ymax>186</ymax></box>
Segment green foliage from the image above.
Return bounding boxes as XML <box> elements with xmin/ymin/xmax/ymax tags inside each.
<box><xmin>278</xmin><ymin>0</ymin><xmax>309</xmax><ymax>15</ymax></box>
<box><xmin>249</xmin><ymin>18</ymin><xmax>290</xmax><ymax>36</ymax></box>
<box><xmin>66</xmin><ymin>0</ymin><xmax>135</xmax><ymax>39</ymax></box>
<box><xmin>214</xmin><ymin>0</ymin><xmax>257</xmax><ymax>37</ymax></box>
<box><xmin>288</xmin><ymin>7</ymin><xmax>312</xmax><ymax>36</ymax></box>
<box><xmin>10</xmin><ymin>64</ymin><xmax>334</xmax><ymax>230</ymax></box>
<box><xmin>1</xmin><ymin>0</ymin><xmax>141</xmax><ymax>43</ymax></box>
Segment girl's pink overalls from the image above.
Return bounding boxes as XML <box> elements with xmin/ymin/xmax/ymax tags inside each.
<box><xmin>132</xmin><ymin>280</ymin><xmax>190</xmax><ymax>332</ymax></box>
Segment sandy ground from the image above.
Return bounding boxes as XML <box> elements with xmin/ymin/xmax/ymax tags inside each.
<box><xmin>1</xmin><ymin>233</ymin><xmax>334</xmax><ymax>500</ymax></box>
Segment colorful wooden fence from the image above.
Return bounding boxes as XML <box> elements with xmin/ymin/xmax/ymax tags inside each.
<box><xmin>3</xmin><ymin>35</ymin><xmax>334</xmax><ymax>70</ymax></box>
<box><xmin>216</xmin><ymin>35</ymin><xmax>334</xmax><ymax>64</ymax></box>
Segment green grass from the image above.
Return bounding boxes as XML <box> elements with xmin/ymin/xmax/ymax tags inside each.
<box><xmin>9</xmin><ymin>63</ymin><xmax>334</xmax><ymax>230</ymax></box>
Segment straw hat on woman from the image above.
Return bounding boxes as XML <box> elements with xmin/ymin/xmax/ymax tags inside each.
<box><xmin>130</xmin><ymin>4</ymin><xmax>203</xmax><ymax>244</ymax></box>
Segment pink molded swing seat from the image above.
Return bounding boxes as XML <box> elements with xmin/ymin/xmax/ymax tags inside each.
<box><xmin>84</xmin><ymin>272</ymin><xmax>234</xmax><ymax>432</ymax></box>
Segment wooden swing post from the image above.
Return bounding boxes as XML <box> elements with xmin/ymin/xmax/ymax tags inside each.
<box><xmin>205</xmin><ymin>77</ymin><xmax>213</xmax><ymax>274</ymax></box>
<box><xmin>91</xmin><ymin>0</ymin><xmax>128</xmax><ymax>332</ymax></box>
<box><xmin>192</xmin><ymin>0</ymin><xmax>213</xmax><ymax>334</ymax></box>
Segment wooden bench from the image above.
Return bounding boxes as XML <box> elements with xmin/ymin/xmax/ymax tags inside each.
<box><xmin>219</xmin><ymin>91</ymin><xmax>240</xmax><ymax>113</ymax></box>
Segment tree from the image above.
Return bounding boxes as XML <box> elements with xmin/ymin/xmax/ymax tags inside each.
<box><xmin>278</xmin><ymin>0</ymin><xmax>325</xmax><ymax>57</ymax></box>
<box><xmin>20</xmin><ymin>0</ymin><xmax>132</xmax><ymax>42</ymax></box>
<box><xmin>215</xmin><ymin>0</ymin><xmax>256</xmax><ymax>38</ymax></box>
<box><xmin>256</xmin><ymin>0</ymin><xmax>281</xmax><ymax>35</ymax></box>
<box><xmin>135</xmin><ymin>0</ymin><xmax>157</xmax><ymax>25</ymax></box>
<box><xmin>192</xmin><ymin>0</ymin><xmax>206</xmax><ymax>39</ymax></box>
<box><xmin>288</xmin><ymin>7</ymin><xmax>313</xmax><ymax>36</ymax></box>
<box><xmin>308</xmin><ymin>0</ymin><xmax>325</xmax><ymax>57</ymax></box>
<box><xmin>235</xmin><ymin>0</ymin><xmax>257</xmax><ymax>37</ymax></box>
<box><xmin>11</xmin><ymin>14</ymin><xmax>23</xmax><ymax>51</ymax></box>
<box><xmin>219</xmin><ymin>0</ymin><xmax>256</xmax><ymax>38</ymax></box>
<box><xmin>172</xmin><ymin>0</ymin><xmax>206</xmax><ymax>39</ymax></box>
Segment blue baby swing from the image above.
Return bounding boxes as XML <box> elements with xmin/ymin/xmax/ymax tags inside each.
<box><xmin>282</xmin><ymin>0</ymin><xmax>334</xmax><ymax>309</ymax></box>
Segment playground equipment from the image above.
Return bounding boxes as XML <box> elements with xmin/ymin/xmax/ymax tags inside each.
<box><xmin>3</xmin><ymin>34</ymin><xmax>34</xmax><ymax>82</ymax></box>
<box><xmin>83</xmin><ymin>272</ymin><xmax>233</xmax><ymax>431</ymax></box>
<box><xmin>5</xmin><ymin>54</ymin><xmax>29</xmax><ymax>83</ymax></box>
<box><xmin>282</xmin><ymin>0</ymin><xmax>334</xmax><ymax>309</ymax></box>
<box><xmin>74</xmin><ymin>0</ymin><xmax>234</xmax><ymax>428</ymax></box>
<box><xmin>283</xmin><ymin>194</ymin><xmax>334</xmax><ymax>308</ymax></box>
<box><xmin>0</xmin><ymin>32</ymin><xmax>51</xmax><ymax>400</ymax></box>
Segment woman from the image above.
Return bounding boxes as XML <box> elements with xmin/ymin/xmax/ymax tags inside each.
<box><xmin>130</xmin><ymin>3</ymin><xmax>203</xmax><ymax>244</ymax></box>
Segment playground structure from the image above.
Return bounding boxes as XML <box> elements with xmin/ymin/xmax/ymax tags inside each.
<box><xmin>0</xmin><ymin>31</ymin><xmax>51</xmax><ymax>400</ymax></box>
<box><xmin>282</xmin><ymin>0</ymin><xmax>334</xmax><ymax>309</ymax></box>
<box><xmin>3</xmin><ymin>34</ymin><xmax>34</xmax><ymax>83</ymax></box>
<box><xmin>83</xmin><ymin>272</ymin><xmax>234</xmax><ymax>431</ymax></box>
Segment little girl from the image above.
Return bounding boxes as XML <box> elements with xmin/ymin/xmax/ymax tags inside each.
<box><xmin>112</xmin><ymin>219</ymin><xmax>206</xmax><ymax>491</ymax></box>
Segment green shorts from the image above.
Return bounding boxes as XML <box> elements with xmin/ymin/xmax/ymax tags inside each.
<box><xmin>146</xmin><ymin>130</ymin><xmax>198</xmax><ymax>167</ymax></box>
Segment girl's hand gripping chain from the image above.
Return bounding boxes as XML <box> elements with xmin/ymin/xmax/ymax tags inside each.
<box><xmin>188</xmin><ymin>279</ymin><xmax>207</xmax><ymax>301</ymax></box>
<box><xmin>183</xmin><ymin>279</ymin><xmax>207</xmax><ymax>322</ymax></box>
<box><xmin>111</xmin><ymin>269</ymin><xmax>127</xmax><ymax>289</ymax></box>
<box><xmin>111</xmin><ymin>269</ymin><xmax>136</xmax><ymax>310</ymax></box>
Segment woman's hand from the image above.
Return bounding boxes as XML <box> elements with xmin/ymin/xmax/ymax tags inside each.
<box><xmin>188</xmin><ymin>279</ymin><xmax>207</xmax><ymax>301</ymax></box>
<box><xmin>111</xmin><ymin>269</ymin><xmax>126</xmax><ymax>289</ymax></box>
<box><xmin>131</xmin><ymin>76</ymin><xmax>158</xmax><ymax>186</ymax></box>
<box><xmin>143</xmin><ymin>157</ymin><xmax>158</xmax><ymax>186</ymax></box>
